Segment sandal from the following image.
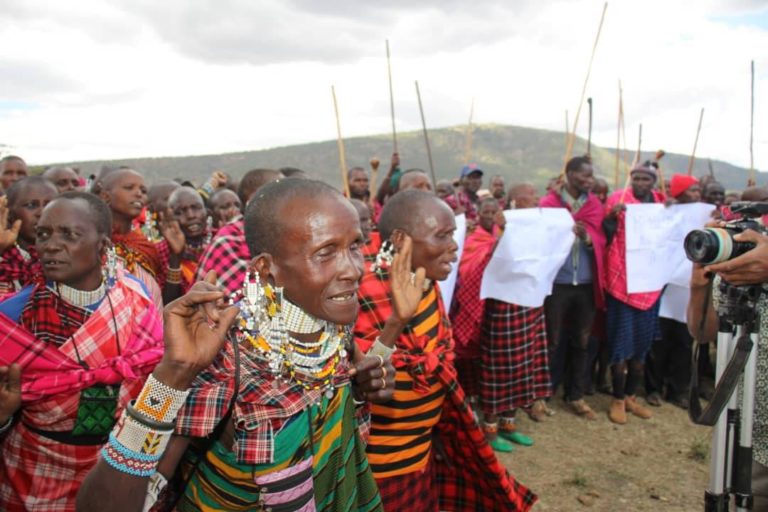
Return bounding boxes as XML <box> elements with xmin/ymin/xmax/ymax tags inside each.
<box><xmin>568</xmin><ymin>399</ymin><xmax>597</xmax><ymax>421</ymax></box>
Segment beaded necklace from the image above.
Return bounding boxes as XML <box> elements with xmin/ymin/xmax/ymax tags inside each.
<box><xmin>56</xmin><ymin>280</ymin><xmax>107</xmax><ymax>308</ymax></box>
<box><xmin>235</xmin><ymin>292</ymin><xmax>347</xmax><ymax>398</ymax></box>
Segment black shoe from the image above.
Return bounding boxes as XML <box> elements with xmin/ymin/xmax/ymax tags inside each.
<box><xmin>666</xmin><ymin>394</ymin><xmax>690</xmax><ymax>410</ymax></box>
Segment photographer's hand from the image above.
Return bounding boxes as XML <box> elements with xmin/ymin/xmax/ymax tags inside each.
<box><xmin>705</xmin><ymin>229</ymin><xmax>768</xmax><ymax>286</ymax></box>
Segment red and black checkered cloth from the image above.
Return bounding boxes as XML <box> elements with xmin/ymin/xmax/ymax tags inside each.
<box><xmin>480</xmin><ymin>299</ymin><xmax>552</xmax><ymax>416</ymax></box>
<box><xmin>194</xmin><ymin>220</ymin><xmax>250</xmax><ymax>298</ymax></box>
<box><xmin>356</xmin><ymin>269</ymin><xmax>537</xmax><ymax>511</ymax></box>
<box><xmin>376</xmin><ymin>456</ymin><xmax>439</xmax><ymax>511</ymax></box>
<box><xmin>0</xmin><ymin>245</ymin><xmax>41</xmax><ymax>299</ymax></box>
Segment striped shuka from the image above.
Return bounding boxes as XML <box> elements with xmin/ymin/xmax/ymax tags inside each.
<box><xmin>355</xmin><ymin>267</ymin><xmax>537</xmax><ymax>512</ymax></box>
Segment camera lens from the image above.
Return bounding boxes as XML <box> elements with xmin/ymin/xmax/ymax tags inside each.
<box><xmin>684</xmin><ymin>228</ymin><xmax>733</xmax><ymax>264</ymax></box>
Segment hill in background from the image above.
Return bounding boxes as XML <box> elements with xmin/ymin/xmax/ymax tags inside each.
<box><xmin>56</xmin><ymin>124</ymin><xmax>762</xmax><ymax>191</ymax></box>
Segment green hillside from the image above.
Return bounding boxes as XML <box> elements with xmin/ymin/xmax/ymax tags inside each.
<box><xmin>56</xmin><ymin>124</ymin><xmax>762</xmax><ymax>191</ymax></box>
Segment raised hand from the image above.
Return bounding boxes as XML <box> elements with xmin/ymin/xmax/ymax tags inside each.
<box><xmin>0</xmin><ymin>197</ymin><xmax>21</xmax><ymax>254</ymax></box>
<box><xmin>159</xmin><ymin>212</ymin><xmax>186</xmax><ymax>256</ymax></box>
<box><xmin>389</xmin><ymin>235</ymin><xmax>426</xmax><ymax>324</ymax></box>
<box><xmin>153</xmin><ymin>271</ymin><xmax>240</xmax><ymax>390</ymax></box>
<box><xmin>210</xmin><ymin>170</ymin><xmax>228</xmax><ymax>189</ymax></box>
<box><xmin>0</xmin><ymin>364</ymin><xmax>21</xmax><ymax>426</ymax></box>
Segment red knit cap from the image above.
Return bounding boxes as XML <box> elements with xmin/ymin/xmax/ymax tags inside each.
<box><xmin>670</xmin><ymin>174</ymin><xmax>699</xmax><ymax>198</ymax></box>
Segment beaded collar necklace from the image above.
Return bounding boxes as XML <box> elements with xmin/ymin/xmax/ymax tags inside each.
<box><xmin>235</xmin><ymin>293</ymin><xmax>346</xmax><ymax>398</ymax></box>
<box><xmin>56</xmin><ymin>280</ymin><xmax>108</xmax><ymax>308</ymax></box>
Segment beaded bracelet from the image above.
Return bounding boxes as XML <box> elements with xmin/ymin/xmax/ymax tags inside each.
<box><xmin>166</xmin><ymin>267</ymin><xmax>182</xmax><ymax>285</ymax></box>
<box><xmin>113</xmin><ymin>410</ymin><xmax>174</xmax><ymax>457</ymax></box>
<box><xmin>101</xmin><ymin>432</ymin><xmax>162</xmax><ymax>477</ymax></box>
<box><xmin>132</xmin><ymin>374</ymin><xmax>189</xmax><ymax>425</ymax></box>
<box><xmin>366</xmin><ymin>338</ymin><xmax>396</xmax><ymax>361</ymax></box>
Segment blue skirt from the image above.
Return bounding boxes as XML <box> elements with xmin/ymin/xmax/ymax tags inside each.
<box><xmin>606</xmin><ymin>294</ymin><xmax>661</xmax><ymax>364</ymax></box>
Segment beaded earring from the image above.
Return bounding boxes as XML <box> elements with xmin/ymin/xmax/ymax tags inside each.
<box><xmin>371</xmin><ymin>240</ymin><xmax>395</xmax><ymax>273</ymax></box>
<box><xmin>204</xmin><ymin>216</ymin><xmax>213</xmax><ymax>246</ymax></box>
<box><xmin>104</xmin><ymin>246</ymin><xmax>118</xmax><ymax>287</ymax></box>
<box><xmin>241</xmin><ymin>271</ymin><xmax>268</xmax><ymax>330</ymax></box>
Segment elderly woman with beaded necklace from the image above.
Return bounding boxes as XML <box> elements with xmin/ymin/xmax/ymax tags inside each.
<box><xmin>77</xmin><ymin>178</ymin><xmax>431</xmax><ymax>512</ymax></box>
<box><xmin>0</xmin><ymin>192</ymin><xmax>164</xmax><ymax>511</ymax></box>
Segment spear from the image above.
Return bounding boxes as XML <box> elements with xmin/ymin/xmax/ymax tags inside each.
<box><xmin>386</xmin><ymin>40</ymin><xmax>398</xmax><ymax>154</ymax></box>
<box><xmin>331</xmin><ymin>85</ymin><xmax>350</xmax><ymax>197</ymax></box>
<box><xmin>587</xmin><ymin>97</ymin><xmax>593</xmax><ymax>156</ymax></box>
<box><xmin>687</xmin><ymin>107</ymin><xmax>705</xmax><ymax>176</ymax></box>
<box><xmin>415</xmin><ymin>81</ymin><xmax>437</xmax><ymax>187</ymax></box>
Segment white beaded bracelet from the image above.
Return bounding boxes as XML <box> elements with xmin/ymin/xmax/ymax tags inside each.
<box><xmin>113</xmin><ymin>410</ymin><xmax>174</xmax><ymax>457</ymax></box>
<box><xmin>133</xmin><ymin>374</ymin><xmax>190</xmax><ymax>425</ymax></box>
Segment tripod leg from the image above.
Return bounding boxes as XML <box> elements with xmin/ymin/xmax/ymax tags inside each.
<box><xmin>706</xmin><ymin>330</ymin><xmax>736</xmax><ymax>511</ymax></box>
<box><xmin>733</xmin><ymin>330</ymin><xmax>757</xmax><ymax>511</ymax></box>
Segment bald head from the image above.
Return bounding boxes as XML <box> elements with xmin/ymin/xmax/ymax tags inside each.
<box><xmin>238</xmin><ymin>168</ymin><xmax>282</xmax><ymax>205</ymax></box>
<box><xmin>741</xmin><ymin>186</ymin><xmax>768</xmax><ymax>202</ymax></box>
<box><xmin>397</xmin><ymin>169</ymin><xmax>432</xmax><ymax>193</ymax></box>
<box><xmin>101</xmin><ymin>167</ymin><xmax>142</xmax><ymax>192</ymax></box>
<box><xmin>378</xmin><ymin>189</ymin><xmax>450</xmax><ymax>240</ymax></box>
<box><xmin>507</xmin><ymin>183</ymin><xmax>539</xmax><ymax>209</ymax></box>
<box><xmin>168</xmin><ymin>186</ymin><xmax>204</xmax><ymax>209</ymax></box>
<box><xmin>148</xmin><ymin>181</ymin><xmax>182</xmax><ymax>214</ymax></box>
<box><xmin>43</xmin><ymin>166</ymin><xmax>81</xmax><ymax>193</ymax></box>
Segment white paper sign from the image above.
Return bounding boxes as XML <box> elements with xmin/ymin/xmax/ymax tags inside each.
<box><xmin>625</xmin><ymin>203</ymin><xmax>714</xmax><ymax>294</ymax></box>
<box><xmin>659</xmin><ymin>283</ymin><xmax>690</xmax><ymax>323</ymax></box>
<box><xmin>480</xmin><ymin>208</ymin><xmax>575</xmax><ymax>308</ymax></box>
<box><xmin>439</xmin><ymin>213</ymin><xmax>466</xmax><ymax>309</ymax></box>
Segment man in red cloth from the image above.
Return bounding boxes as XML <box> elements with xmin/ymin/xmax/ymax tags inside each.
<box><xmin>540</xmin><ymin>156</ymin><xmax>606</xmax><ymax>420</ymax></box>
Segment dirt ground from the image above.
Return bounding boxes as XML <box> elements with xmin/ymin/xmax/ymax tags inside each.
<box><xmin>498</xmin><ymin>393</ymin><xmax>712</xmax><ymax>512</ymax></box>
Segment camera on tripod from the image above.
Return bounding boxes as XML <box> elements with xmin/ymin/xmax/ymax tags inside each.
<box><xmin>684</xmin><ymin>202</ymin><xmax>768</xmax><ymax>265</ymax></box>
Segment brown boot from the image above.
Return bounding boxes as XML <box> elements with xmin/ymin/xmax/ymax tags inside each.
<box><xmin>608</xmin><ymin>398</ymin><xmax>627</xmax><ymax>424</ymax></box>
<box><xmin>625</xmin><ymin>396</ymin><xmax>652</xmax><ymax>419</ymax></box>
<box><xmin>568</xmin><ymin>399</ymin><xmax>597</xmax><ymax>421</ymax></box>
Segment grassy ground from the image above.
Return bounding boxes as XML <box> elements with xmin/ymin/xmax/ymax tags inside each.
<box><xmin>497</xmin><ymin>393</ymin><xmax>712</xmax><ymax>511</ymax></box>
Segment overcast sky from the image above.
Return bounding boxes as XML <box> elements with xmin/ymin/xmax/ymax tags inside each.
<box><xmin>1</xmin><ymin>0</ymin><xmax>768</xmax><ymax>172</ymax></box>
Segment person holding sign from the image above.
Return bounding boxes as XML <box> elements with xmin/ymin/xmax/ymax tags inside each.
<box><xmin>645</xmin><ymin>174</ymin><xmax>701</xmax><ymax>409</ymax></box>
<box><xmin>602</xmin><ymin>162</ymin><xmax>665</xmax><ymax>424</ymax></box>
<box><xmin>540</xmin><ymin>156</ymin><xmax>606</xmax><ymax>421</ymax></box>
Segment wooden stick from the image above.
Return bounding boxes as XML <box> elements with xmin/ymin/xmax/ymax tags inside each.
<box><xmin>634</xmin><ymin>123</ymin><xmax>643</xmax><ymax>165</ymax></box>
<box><xmin>561</xmin><ymin>1</ymin><xmax>608</xmax><ymax>174</ymax></box>
<box><xmin>464</xmin><ymin>97</ymin><xmax>475</xmax><ymax>165</ymax></box>
<box><xmin>565</xmin><ymin>109</ymin><xmax>570</xmax><ymax>149</ymax></box>
<box><xmin>614</xmin><ymin>82</ymin><xmax>622</xmax><ymax>189</ymax></box>
<box><xmin>687</xmin><ymin>107</ymin><xmax>705</xmax><ymax>176</ymax></box>
<box><xmin>331</xmin><ymin>85</ymin><xmax>350</xmax><ymax>197</ymax></box>
<box><xmin>587</xmin><ymin>97</ymin><xmax>593</xmax><ymax>156</ymax></box>
<box><xmin>708</xmin><ymin>158</ymin><xmax>715</xmax><ymax>178</ymax></box>
<box><xmin>750</xmin><ymin>59</ymin><xmax>756</xmax><ymax>186</ymax></box>
<box><xmin>369</xmin><ymin>158</ymin><xmax>380</xmax><ymax>204</ymax></box>
<box><xmin>415</xmin><ymin>81</ymin><xmax>437</xmax><ymax>187</ymax></box>
<box><xmin>386</xmin><ymin>40</ymin><xmax>398</xmax><ymax>154</ymax></box>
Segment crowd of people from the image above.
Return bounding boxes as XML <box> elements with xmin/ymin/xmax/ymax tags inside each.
<box><xmin>0</xmin><ymin>150</ymin><xmax>764</xmax><ymax>511</ymax></box>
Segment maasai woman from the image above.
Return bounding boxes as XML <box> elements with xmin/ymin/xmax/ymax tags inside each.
<box><xmin>99</xmin><ymin>167</ymin><xmax>163</xmax><ymax>305</ymax></box>
<box><xmin>156</xmin><ymin>187</ymin><xmax>211</xmax><ymax>302</ymax></box>
<box><xmin>208</xmin><ymin>187</ymin><xmax>242</xmax><ymax>229</ymax></box>
<box><xmin>77</xmin><ymin>179</ymin><xmax>427</xmax><ymax>512</ymax></box>
<box><xmin>0</xmin><ymin>177</ymin><xmax>58</xmax><ymax>298</ymax></box>
<box><xmin>0</xmin><ymin>192</ymin><xmax>164</xmax><ymax>511</ymax></box>
<box><xmin>355</xmin><ymin>190</ymin><xmax>536</xmax><ymax>511</ymax></box>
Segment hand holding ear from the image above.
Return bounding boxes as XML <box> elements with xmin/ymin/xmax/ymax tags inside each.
<box><xmin>389</xmin><ymin>235</ymin><xmax>426</xmax><ymax>323</ymax></box>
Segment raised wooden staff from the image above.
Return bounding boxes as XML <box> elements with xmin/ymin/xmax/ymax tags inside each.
<box><xmin>654</xmin><ymin>149</ymin><xmax>667</xmax><ymax>196</ymax></box>
<box><xmin>614</xmin><ymin>82</ymin><xmax>623</xmax><ymax>189</ymax></box>
<box><xmin>369</xmin><ymin>158</ymin><xmax>380</xmax><ymax>204</ymax></box>
<box><xmin>587</xmin><ymin>97</ymin><xmax>593</xmax><ymax>156</ymax></box>
<box><xmin>415</xmin><ymin>81</ymin><xmax>437</xmax><ymax>187</ymax></box>
<box><xmin>331</xmin><ymin>85</ymin><xmax>350</xmax><ymax>197</ymax></box>
<box><xmin>749</xmin><ymin>59</ymin><xmax>756</xmax><ymax>186</ymax></box>
<box><xmin>634</xmin><ymin>123</ymin><xmax>643</xmax><ymax>166</ymax></box>
<box><xmin>562</xmin><ymin>1</ymin><xmax>608</xmax><ymax>174</ymax></box>
<box><xmin>386</xmin><ymin>40</ymin><xmax>398</xmax><ymax>154</ymax></box>
<box><xmin>464</xmin><ymin>97</ymin><xmax>475</xmax><ymax>165</ymax></box>
<box><xmin>687</xmin><ymin>107</ymin><xmax>705</xmax><ymax>176</ymax></box>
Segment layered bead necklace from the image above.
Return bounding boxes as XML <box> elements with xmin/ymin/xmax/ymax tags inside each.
<box><xmin>236</xmin><ymin>288</ymin><xmax>348</xmax><ymax>398</ymax></box>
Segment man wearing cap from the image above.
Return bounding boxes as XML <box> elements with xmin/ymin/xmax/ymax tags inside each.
<box><xmin>602</xmin><ymin>162</ymin><xmax>665</xmax><ymax>424</ymax></box>
<box><xmin>643</xmin><ymin>174</ymin><xmax>700</xmax><ymax>409</ymax></box>
<box><xmin>444</xmin><ymin>163</ymin><xmax>483</xmax><ymax>221</ymax></box>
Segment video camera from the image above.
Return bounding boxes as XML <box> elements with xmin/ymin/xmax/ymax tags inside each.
<box><xmin>684</xmin><ymin>201</ymin><xmax>768</xmax><ymax>265</ymax></box>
